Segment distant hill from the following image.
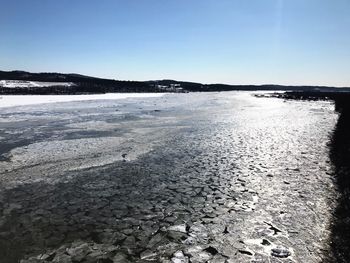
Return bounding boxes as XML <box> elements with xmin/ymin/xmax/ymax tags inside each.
<box><xmin>0</xmin><ymin>70</ymin><xmax>157</xmax><ymax>94</ymax></box>
<box><xmin>1</xmin><ymin>70</ymin><xmax>349</xmax><ymax>95</ymax></box>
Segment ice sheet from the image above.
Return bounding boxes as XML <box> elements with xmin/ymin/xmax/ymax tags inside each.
<box><xmin>0</xmin><ymin>93</ymin><xmax>166</xmax><ymax>108</ymax></box>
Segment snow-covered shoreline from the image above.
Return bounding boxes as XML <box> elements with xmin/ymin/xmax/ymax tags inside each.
<box><xmin>0</xmin><ymin>80</ymin><xmax>76</xmax><ymax>88</ymax></box>
<box><xmin>0</xmin><ymin>93</ymin><xmax>166</xmax><ymax>108</ymax></box>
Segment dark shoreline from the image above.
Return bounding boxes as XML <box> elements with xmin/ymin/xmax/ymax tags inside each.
<box><xmin>327</xmin><ymin>97</ymin><xmax>350</xmax><ymax>262</ymax></box>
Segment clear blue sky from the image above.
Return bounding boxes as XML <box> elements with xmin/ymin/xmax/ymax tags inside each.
<box><xmin>1</xmin><ymin>0</ymin><xmax>349</xmax><ymax>86</ymax></box>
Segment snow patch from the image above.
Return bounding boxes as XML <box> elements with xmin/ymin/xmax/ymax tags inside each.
<box><xmin>1</xmin><ymin>136</ymin><xmax>151</xmax><ymax>172</ymax></box>
<box><xmin>0</xmin><ymin>80</ymin><xmax>75</xmax><ymax>88</ymax></box>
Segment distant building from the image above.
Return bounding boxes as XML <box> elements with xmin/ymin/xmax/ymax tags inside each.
<box><xmin>155</xmin><ymin>83</ymin><xmax>183</xmax><ymax>92</ymax></box>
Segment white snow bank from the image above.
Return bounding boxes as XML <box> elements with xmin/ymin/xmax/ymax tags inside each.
<box><xmin>0</xmin><ymin>80</ymin><xmax>75</xmax><ymax>88</ymax></box>
<box><xmin>0</xmin><ymin>93</ymin><xmax>166</xmax><ymax>108</ymax></box>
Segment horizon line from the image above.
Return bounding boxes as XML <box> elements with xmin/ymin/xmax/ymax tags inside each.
<box><xmin>1</xmin><ymin>68</ymin><xmax>350</xmax><ymax>89</ymax></box>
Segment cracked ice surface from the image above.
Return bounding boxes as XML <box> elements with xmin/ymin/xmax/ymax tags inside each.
<box><xmin>0</xmin><ymin>92</ymin><xmax>339</xmax><ymax>262</ymax></box>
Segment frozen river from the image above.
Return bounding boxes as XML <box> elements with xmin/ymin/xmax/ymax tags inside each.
<box><xmin>0</xmin><ymin>92</ymin><xmax>341</xmax><ymax>262</ymax></box>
